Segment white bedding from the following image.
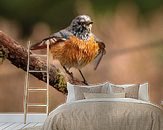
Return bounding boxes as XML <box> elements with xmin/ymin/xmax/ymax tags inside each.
<box><xmin>55</xmin><ymin>98</ymin><xmax>160</xmax><ymax>113</ymax></box>
<box><xmin>42</xmin><ymin>98</ymin><xmax>163</xmax><ymax>130</ymax></box>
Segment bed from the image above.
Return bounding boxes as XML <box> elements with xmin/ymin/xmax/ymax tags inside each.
<box><xmin>41</xmin><ymin>82</ymin><xmax>163</xmax><ymax>130</ymax></box>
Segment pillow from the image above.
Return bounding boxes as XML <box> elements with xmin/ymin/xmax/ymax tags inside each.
<box><xmin>84</xmin><ymin>92</ymin><xmax>126</xmax><ymax>99</ymax></box>
<box><xmin>109</xmin><ymin>83</ymin><xmax>135</xmax><ymax>88</ymax></box>
<box><xmin>101</xmin><ymin>83</ymin><xmax>112</xmax><ymax>93</ymax></box>
<box><xmin>109</xmin><ymin>83</ymin><xmax>140</xmax><ymax>99</ymax></box>
<box><xmin>109</xmin><ymin>82</ymin><xmax>150</xmax><ymax>101</ymax></box>
<box><xmin>66</xmin><ymin>82</ymin><xmax>110</xmax><ymax>103</ymax></box>
<box><xmin>138</xmin><ymin>83</ymin><xmax>149</xmax><ymax>102</ymax></box>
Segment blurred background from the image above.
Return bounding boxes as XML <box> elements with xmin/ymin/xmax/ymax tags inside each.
<box><xmin>0</xmin><ymin>0</ymin><xmax>163</xmax><ymax>113</ymax></box>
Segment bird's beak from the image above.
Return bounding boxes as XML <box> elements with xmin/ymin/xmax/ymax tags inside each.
<box><xmin>89</xmin><ymin>21</ymin><xmax>93</xmax><ymax>24</ymax></box>
<box><xmin>86</xmin><ymin>21</ymin><xmax>93</xmax><ymax>25</ymax></box>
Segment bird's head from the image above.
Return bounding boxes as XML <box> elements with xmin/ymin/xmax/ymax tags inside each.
<box><xmin>69</xmin><ymin>15</ymin><xmax>93</xmax><ymax>40</ymax></box>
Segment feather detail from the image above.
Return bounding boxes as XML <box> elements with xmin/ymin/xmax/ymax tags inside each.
<box><xmin>50</xmin><ymin>35</ymin><xmax>99</xmax><ymax>69</ymax></box>
<box><xmin>30</xmin><ymin>36</ymin><xmax>66</xmax><ymax>50</ymax></box>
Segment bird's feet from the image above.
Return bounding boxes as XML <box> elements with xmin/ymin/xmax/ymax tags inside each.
<box><xmin>63</xmin><ymin>66</ymin><xmax>74</xmax><ymax>79</ymax></box>
<box><xmin>78</xmin><ymin>69</ymin><xmax>89</xmax><ymax>85</ymax></box>
<box><xmin>82</xmin><ymin>80</ymin><xmax>89</xmax><ymax>85</ymax></box>
<box><xmin>67</xmin><ymin>71</ymin><xmax>74</xmax><ymax>79</ymax></box>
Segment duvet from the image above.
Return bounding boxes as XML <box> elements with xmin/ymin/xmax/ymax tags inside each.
<box><xmin>42</xmin><ymin>98</ymin><xmax>163</xmax><ymax>130</ymax></box>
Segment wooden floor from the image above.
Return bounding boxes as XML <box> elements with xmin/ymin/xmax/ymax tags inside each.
<box><xmin>0</xmin><ymin>113</ymin><xmax>46</xmax><ymax>130</ymax></box>
<box><xmin>0</xmin><ymin>122</ymin><xmax>43</xmax><ymax>130</ymax></box>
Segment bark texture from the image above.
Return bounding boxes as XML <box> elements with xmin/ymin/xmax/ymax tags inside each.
<box><xmin>0</xmin><ymin>31</ymin><xmax>83</xmax><ymax>94</ymax></box>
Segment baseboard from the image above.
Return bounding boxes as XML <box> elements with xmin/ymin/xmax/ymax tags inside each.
<box><xmin>0</xmin><ymin>113</ymin><xmax>47</xmax><ymax>123</ymax></box>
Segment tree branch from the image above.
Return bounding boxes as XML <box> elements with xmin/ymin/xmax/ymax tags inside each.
<box><xmin>0</xmin><ymin>31</ymin><xmax>83</xmax><ymax>94</ymax></box>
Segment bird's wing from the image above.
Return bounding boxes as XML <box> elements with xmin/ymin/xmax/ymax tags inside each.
<box><xmin>93</xmin><ymin>34</ymin><xmax>106</xmax><ymax>70</ymax></box>
<box><xmin>30</xmin><ymin>29</ymin><xmax>72</xmax><ymax>50</ymax></box>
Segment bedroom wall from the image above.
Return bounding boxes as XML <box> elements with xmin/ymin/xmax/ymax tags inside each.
<box><xmin>0</xmin><ymin>1</ymin><xmax>163</xmax><ymax>112</ymax></box>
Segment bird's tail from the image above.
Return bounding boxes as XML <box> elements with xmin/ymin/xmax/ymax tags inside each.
<box><xmin>94</xmin><ymin>42</ymin><xmax>106</xmax><ymax>70</ymax></box>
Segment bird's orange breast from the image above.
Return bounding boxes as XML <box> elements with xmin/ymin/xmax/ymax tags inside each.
<box><xmin>50</xmin><ymin>35</ymin><xmax>99</xmax><ymax>69</ymax></box>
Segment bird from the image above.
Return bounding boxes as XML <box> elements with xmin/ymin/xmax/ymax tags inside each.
<box><xmin>30</xmin><ymin>15</ymin><xmax>106</xmax><ymax>85</ymax></box>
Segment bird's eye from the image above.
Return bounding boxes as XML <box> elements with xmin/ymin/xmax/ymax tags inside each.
<box><xmin>77</xmin><ymin>22</ymin><xmax>84</xmax><ymax>26</ymax></box>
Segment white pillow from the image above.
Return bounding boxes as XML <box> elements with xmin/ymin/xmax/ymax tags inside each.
<box><xmin>109</xmin><ymin>83</ymin><xmax>135</xmax><ymax>90</ymax></box>
<box><xmin>109</xmin><ymin>82</ymin><xmax>149</xmax><ymax>102</ymax></box>
<box><xmin>109</xmin><ymin>83</ymin><xmax>140</xmax><ymax>99</ymax></box>
<box><xmin>138</xmin><ymin>83</ymin><xmax>149</xmax><ymax>102</ymax></box>
<box><xmin>66</xmin><ymin>82</ymin><xmax>110</xmax><ymax>103</ymax></box>
<box><xmin>66</xmin><ymin>82</ymin><xmax>75</xmax><ymax>103</ymax></box>
<box><xmin>84</xmin><ymin>92</ymin><xmax>126</xmax><ymax>99</ymax></box>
